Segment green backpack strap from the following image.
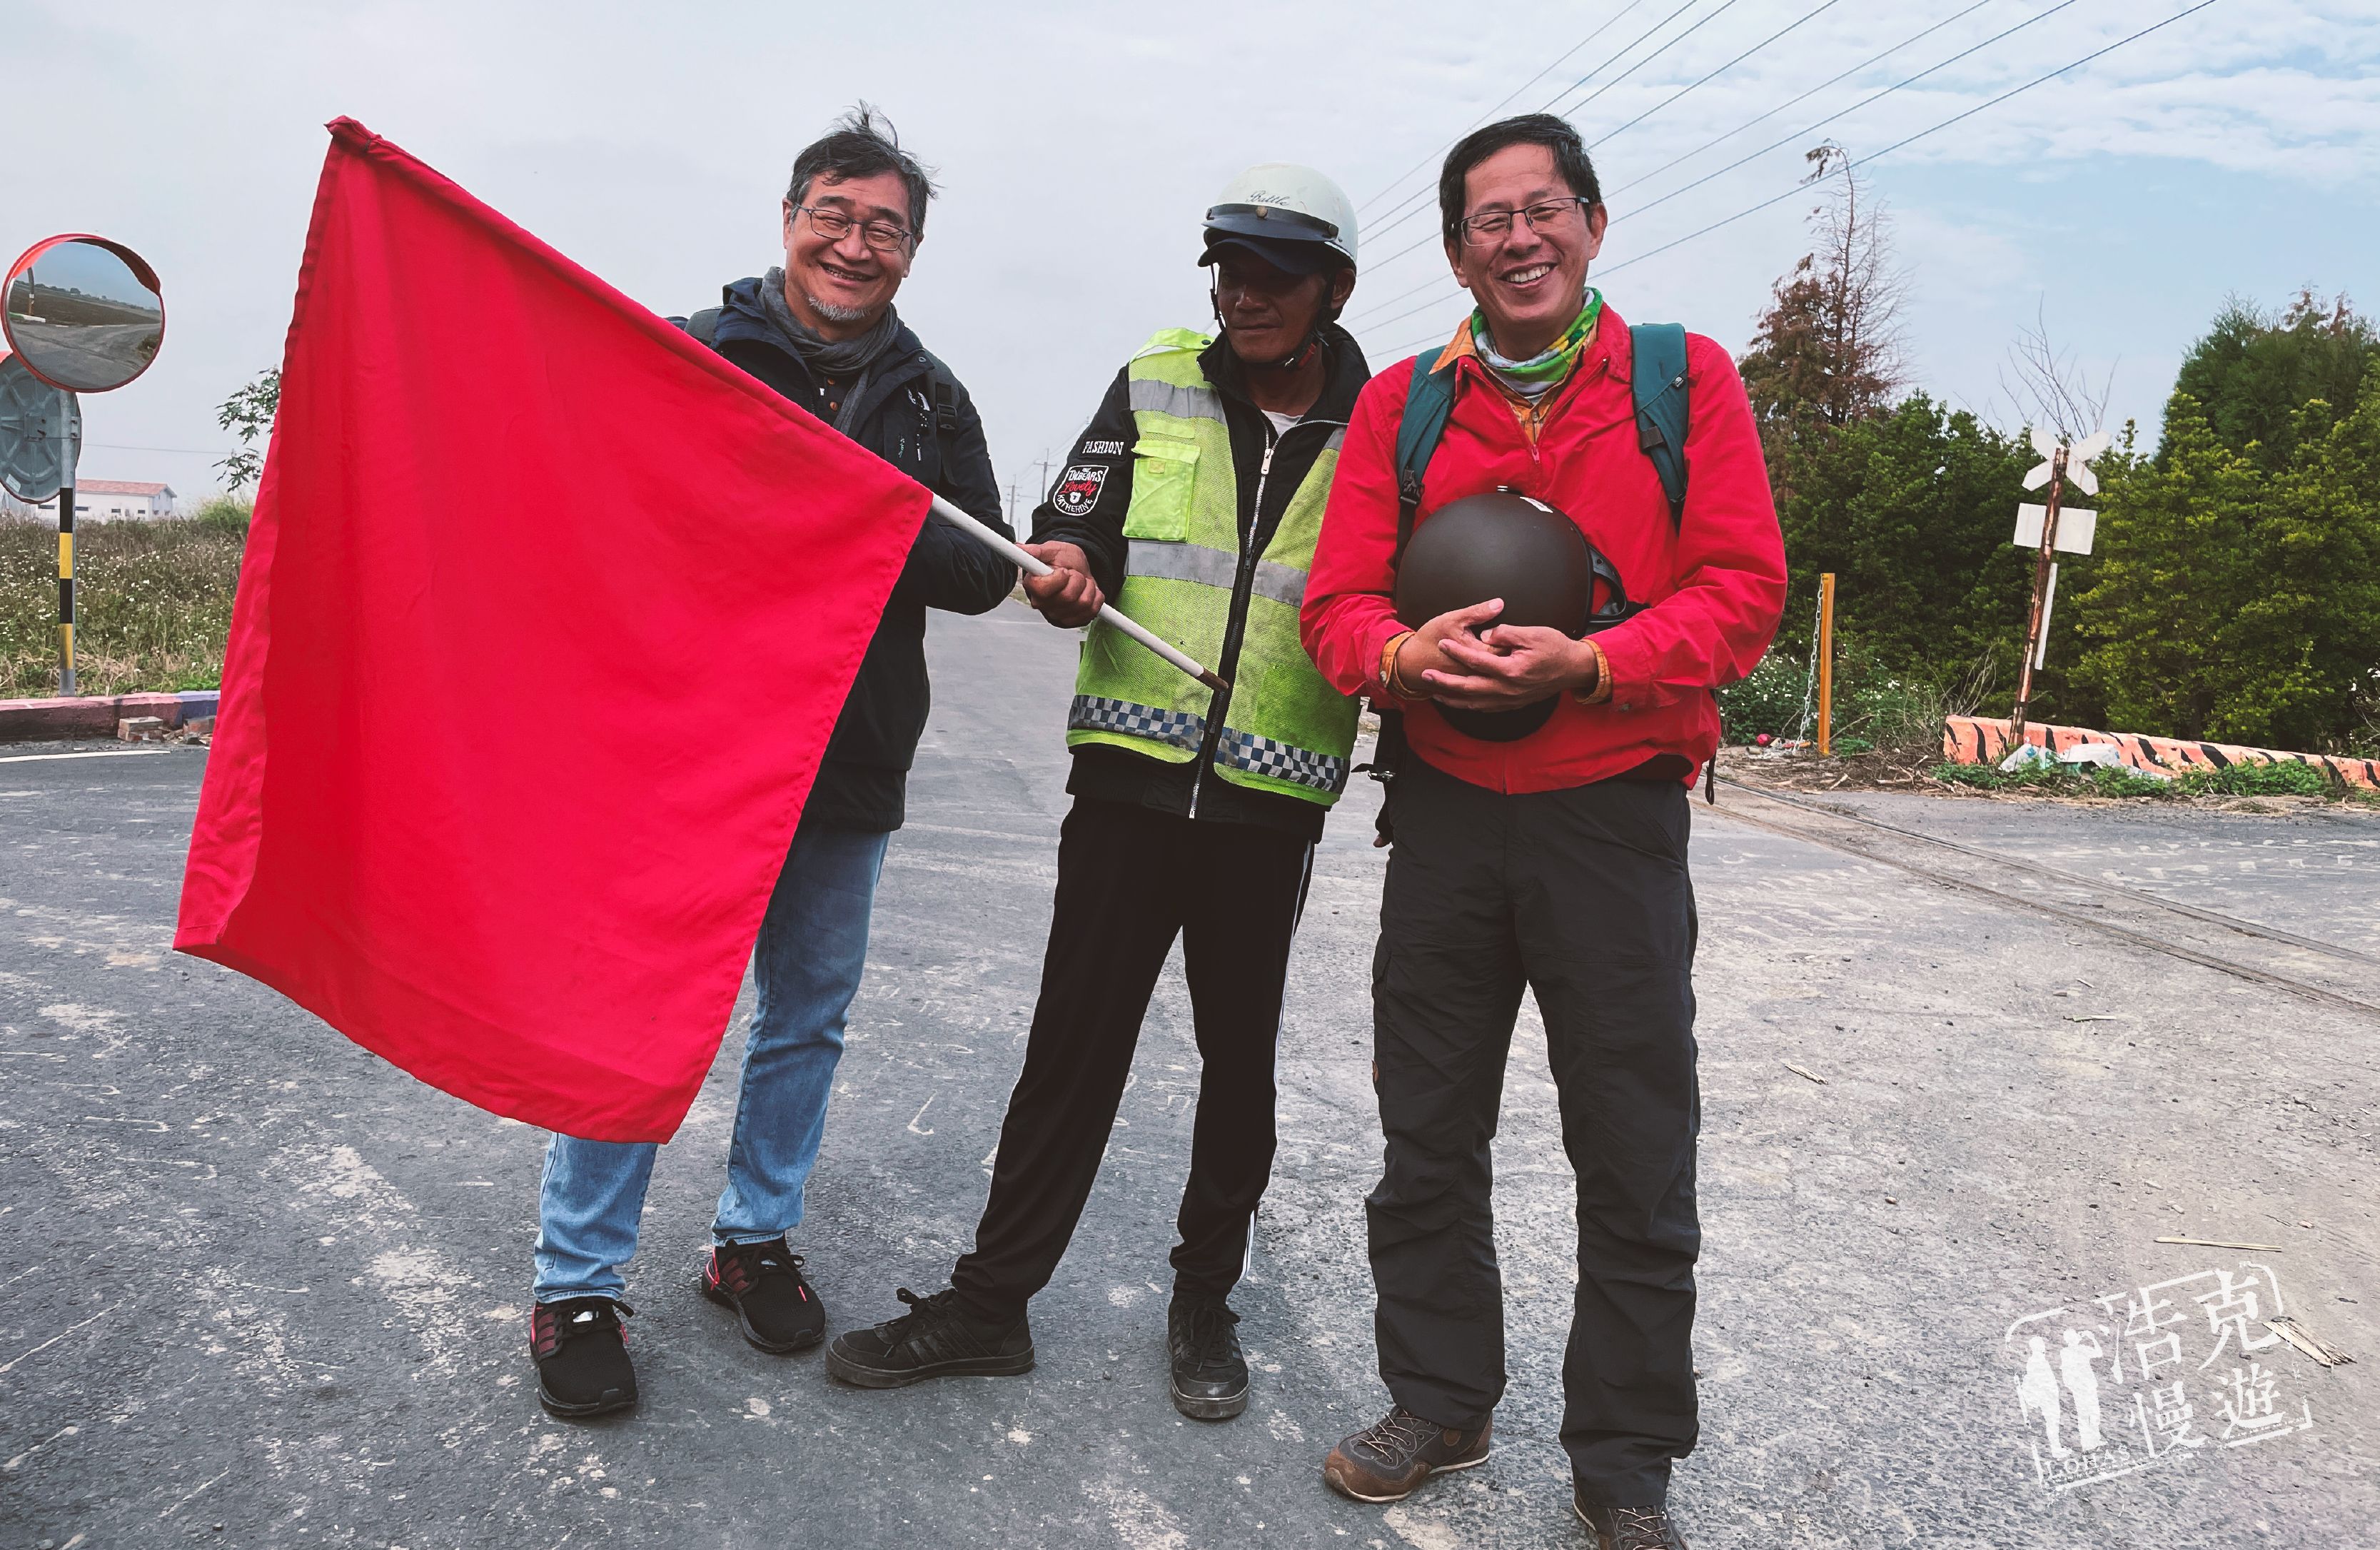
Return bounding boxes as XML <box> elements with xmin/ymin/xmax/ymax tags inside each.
<box><xmin>1630</xmin><ymin>322</ymin><xmax>1690</xmax><ymax>529</ymax></box>
<box><xmin>1629</xmin><ymin>322</ymin><xmax>1720</xmax><ymax>802</ymax></box>
<box><xmin>1391</xmin><ymin>348</ymin><xmax>1456</xmax><ymax>568</ymax></box>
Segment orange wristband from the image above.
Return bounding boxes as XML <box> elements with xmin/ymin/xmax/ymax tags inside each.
<box><xmin>1573</xmin><ymin>639</ymin><xmax>1614</xmax><ymax>705</ymax></box>
<box><xmin>1382</xmin><ymin>630</ymin><xmax>1419</xmax><ymax>698</ymax></box>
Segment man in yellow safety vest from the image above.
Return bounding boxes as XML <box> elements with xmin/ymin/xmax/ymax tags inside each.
<box><xmin>828</xmin><ymin>166</ymin><xmax>1368</xmax><ymax>1421</ymax></box>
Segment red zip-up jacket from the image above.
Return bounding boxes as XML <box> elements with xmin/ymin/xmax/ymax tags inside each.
<box><xmin>1300</xmin><ymin>306</ymin><xmax>1787</xmax><ymax>794</ymax></box>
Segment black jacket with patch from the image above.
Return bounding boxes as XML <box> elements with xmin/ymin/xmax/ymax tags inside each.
<box><xmin>687</xmin><ymin>277</ymin><xmax>1015</xmax><ymax>832</ymax></box>
<box><xmin>1030</xmin><ymin>323</ymin><xmax>1371</xmax><ymax>842</ymax></box>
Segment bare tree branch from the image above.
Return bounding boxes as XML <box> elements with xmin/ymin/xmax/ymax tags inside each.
<box><xmin>1738</xmin><ymin>141</ymin><xmax>1910</xmax><ymax>469</ymax></box>
<box><xmin>1999</xmin><ymin>299</ymin><xmax>2113</xmax><ymax>442</ymax></box>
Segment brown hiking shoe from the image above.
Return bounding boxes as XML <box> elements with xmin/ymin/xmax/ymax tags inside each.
<box><xmin>1321</xmin><ymin>1404</ymin><xmax>1491</xmax><ymax>1503</ymax></box>
<box><xmin>1575</xmin><ymin>1496</ymin><xmax>1690</xmax><ymax>1549</ymax></box>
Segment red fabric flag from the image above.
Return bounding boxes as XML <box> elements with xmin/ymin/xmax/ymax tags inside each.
<box><xmin>176</xmin><ymin>120</ymin><xmax>935</xmax><ymax>1141</ymax></box>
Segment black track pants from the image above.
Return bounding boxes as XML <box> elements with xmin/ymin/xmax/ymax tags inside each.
<box><xmin>951</xmin><ymin>797</ymin><xmax>1313</xmax><ymax>1322</ymax></box>
<box><xmin>1368</xmin><ymin>757</ymin><xmax>1700</xmax><ymax>1506</ymax></box>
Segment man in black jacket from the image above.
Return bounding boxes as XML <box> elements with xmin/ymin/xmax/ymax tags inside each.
<box><xmin>828</xmin><ymin>165</ymin><xmax>1368</xmax><ymax>1423</ymax></box>
<box><xmin>525</xmin><ymin>106</ymin><xmax>1014</xmax><ymax>1420</ymax></box>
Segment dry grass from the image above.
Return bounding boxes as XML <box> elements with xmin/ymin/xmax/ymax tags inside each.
<box><xmin>0</xmin><ymin>503</ymin><xmax>246</xmax><ymax>699</ymax></box>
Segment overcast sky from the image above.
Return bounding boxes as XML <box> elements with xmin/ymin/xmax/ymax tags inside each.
<box><xmin>5</xmin><ymin>0</ymin><xmax>2370</xmax><ymax>510</ymax></box>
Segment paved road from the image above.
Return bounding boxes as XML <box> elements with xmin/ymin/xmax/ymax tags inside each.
<box><xmin>5</xmin><ymin>321</ymin><xmax>160</xmax><ymax>392</ymax></box>
<box><xmin>3</xmin><ymin>602</ymin><xmax>2373</xmax><ymax>1547</ymax></box>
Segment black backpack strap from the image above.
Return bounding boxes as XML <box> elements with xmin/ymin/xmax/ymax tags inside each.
<box><xmin>1630</xmin><ymin>322</ymin><xmax>1690</xmax><ymax>529</ymax></box>
<box><xmin>1392</xmin><ymin>348</ymin><xmax>1457</xmax><ymax>569</ymax></box>
<box><xmin>910</xmin><ymin>352</ymin><xmax>963</xmax><ymax>439</ymax></box>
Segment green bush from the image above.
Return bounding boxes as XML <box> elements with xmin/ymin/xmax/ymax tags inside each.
<box><xmin>2089</xmin><ymin>765</ymin><xmax>2177</xmax><ymax>797</ymax></box>
<box><xmin>1930</xmin><ymin>756</ymin><xmax>2338</xmax><ymax>800</ymax></box>
<box><xmin>1718</xmin><ymin>650</ymin><xmax>1808</xmax><ymax>743</ymax></box>
<box><xmin>2187</xmin><ymin>760</ymin><xmax>2329</xmax><ymax>796</ymax></box>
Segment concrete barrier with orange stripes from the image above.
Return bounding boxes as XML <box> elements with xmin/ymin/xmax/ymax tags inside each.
<box><xmin>1942</xmin><ymin>716</ymin><xmax>2380</xmax><ymax>792</ymax></box>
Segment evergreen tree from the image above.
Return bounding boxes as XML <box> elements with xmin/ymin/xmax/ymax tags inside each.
<box><xmin>2169</xmin><ymin>290</ymin><xmax>2376</xmax><ymax>472</ymax></box>
<box><xmin>2070</xmin><ymin>372</ymin><xmax>2380</xmax><ymax>751</ymax></box>
<box><xmin>1770</xmin><ymin>395</ymin><xmax>2036</xmax><ymax>692</ymax></box>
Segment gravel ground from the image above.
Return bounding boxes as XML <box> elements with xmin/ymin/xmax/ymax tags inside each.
<box><xmin>2</xmin><ymin>600</ymin><xmax>2371</xmax><ymax>1547</ymax></box>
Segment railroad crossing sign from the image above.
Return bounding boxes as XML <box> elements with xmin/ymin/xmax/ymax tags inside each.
<box><xmin>2027</xmin><ymin>426</ymin><xmax>2109</xmax><ymax>495</ymax></box>
<box><xmin>2009</xmin><ymin>428</ymin><xmax>2111</xmax><ymax>740</ymax></box>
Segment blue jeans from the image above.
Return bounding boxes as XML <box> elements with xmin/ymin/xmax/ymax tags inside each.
<box><xmin>533</xmin><ymin>820</ymin><xmax>890</xmax><ymax>1302</ymax></box>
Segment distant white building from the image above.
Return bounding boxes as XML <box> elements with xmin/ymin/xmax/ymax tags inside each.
<box><xmin>32</xmin><ymin>479</ymin><xmax>178</xmax><ymax>522</ymax></box>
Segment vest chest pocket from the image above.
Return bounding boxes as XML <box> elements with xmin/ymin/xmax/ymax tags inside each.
<box><xmin>1122</xmin><ymin>436</ymin><xmax>1199</xmax><ymax>543</ymax></box>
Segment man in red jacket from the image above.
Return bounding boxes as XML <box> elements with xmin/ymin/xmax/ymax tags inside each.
<box><xmin>1301</xmin><ymin>115</ymin><xmax>1785</xmax><ymax>1547</ymax></box>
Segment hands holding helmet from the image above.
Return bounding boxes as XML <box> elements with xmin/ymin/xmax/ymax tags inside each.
<box><xmin>1395</xmin><ymin>606</ymin><xmax>1602</xmax><ymax>710</ymax></box>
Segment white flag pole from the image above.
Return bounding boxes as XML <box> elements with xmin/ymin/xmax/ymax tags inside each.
<box><xmin>929</xmin><ymin>495</ymin><xmax>1229</xmax><ymax>693</ymax></box>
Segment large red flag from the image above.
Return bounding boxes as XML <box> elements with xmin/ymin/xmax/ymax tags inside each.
<box><xmin>176</xmin><ymin>120</ymin><xmax>937</xmax><ymax>1141</ymax></box>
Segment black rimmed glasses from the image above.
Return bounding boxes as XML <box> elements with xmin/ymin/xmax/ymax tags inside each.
<box><xmin>793</xmin><ymin>204</ymin><xmax>915</xmax><ymax>253</ymax></box>
<box><xmin>1453</xmin><ymin>196</ymin><xmax>1591</xmax><ymax>248</ymax></box>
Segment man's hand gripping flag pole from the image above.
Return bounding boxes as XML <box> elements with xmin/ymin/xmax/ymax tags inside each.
<box><xmin>928</xmin><ymin>495</ymin><xmax>1229</xmax><ymax>693</ymax></box>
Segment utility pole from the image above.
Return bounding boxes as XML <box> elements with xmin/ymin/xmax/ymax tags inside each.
<box><xmin>1815</xmin><ymin>573</ymin><xmax>1835</xmax><ymax>757</ymax></box>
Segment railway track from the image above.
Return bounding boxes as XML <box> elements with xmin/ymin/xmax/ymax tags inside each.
<box><xmin>1710</xmin><ymin>778</ymin><xmax>2380</xmax><ymax>1021</ymax></box>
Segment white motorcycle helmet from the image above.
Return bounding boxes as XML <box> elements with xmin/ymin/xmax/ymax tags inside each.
<box><xmin>1199</xmin><ymin>163</ymin><xmax>1359</xmax><ymax>276</ymax></box>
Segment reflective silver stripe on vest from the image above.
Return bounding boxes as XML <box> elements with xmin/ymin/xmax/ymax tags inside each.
<box><xmin>1126</xmin><ymin>539</ymin><xmax>1307</xmax><ymax>608</ymax></box>
<box><xmin>1069</xmin><ymin>693</ymin><xmax>1206</xmax><ymax>753</ymax></box>
<box><xmin>1322</xmin><ymin>426</ymin><xmax>1346</xmax><ymax>453</ymax></box>
<box><xmin>1126</xmin><ymin>377</ymin><xmax>1226</xmax><ymax>423</ymax></box>
<box><xmin>1218</xmin><ymin>727</ymin><xmax>1350</xmax><ymax>795</ymax></box>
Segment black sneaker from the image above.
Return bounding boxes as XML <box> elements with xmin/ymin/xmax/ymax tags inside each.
<box><xmin>699</xmin><ymin>1237</ymin><xmax>825</xmax><ymax>1354</ymax></box>
<box><xmin>1166</xmin><ymin>1295</ymin><xmax>1249</xmax><ymax>1420</ymax></box>
<box><xmin>825</xmin><ymin>1287</ymin><xmax>1034</xmax><ymax>1387</ymax></box>
<box><xmin>1575</xmin><ymin>1496</ymin><xmax>1690</xmax><ymax>1549</ymax></box>
<box><xmin>1322</xmin><ymin>1404</ymin><xmax>1491</xmax><ymax>1502</ymax></box>
<box><xmin>529</xmin><ymin>1297</ymin><xmax>636</xmax><ymax>1419</ymax></box>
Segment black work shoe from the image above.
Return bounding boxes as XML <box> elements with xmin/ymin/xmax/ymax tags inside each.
<box><xmin>1322</xmin><ymin>1404</ymin><xmax>1491</xmax><ymax>1502</ymax></box>
<box><xmin>699</xmin><ymin>1237</ymin><xmax>825</xmax><ymax>1354</ymax></box>
<box><xmin>1166</xmin><ymin>1295</ymin><xmax>1249</xmax><ymax>1420</ymax></box>
<box><xmin>1575</xmin><ymin>1496</ymin><xmax>1691</xmax><ymax>1550</ymax></box>
<box><xmin>529</xmin><ymin>1297</ymin><xmax>636</xmax><ymax>1419</ymax></box>
<box><xmin>825</xmin><ymin>1287</ymin><xmax>1034</xmax><ymax>1388</ymax></box>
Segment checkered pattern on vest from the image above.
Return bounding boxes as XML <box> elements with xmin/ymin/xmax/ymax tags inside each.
<box><xmin>1069</xmin><ymin>694</ymin><xmax>1205</xmax><ymax>753</ymax></box>
<box><xmin>1218</xmin><ymin>727</ymin><xmax>1350</xmax><ymax>796</ymax></box>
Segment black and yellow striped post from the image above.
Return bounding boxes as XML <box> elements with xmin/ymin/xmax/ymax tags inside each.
<box><xmin>56</xmin><ymin>476</ymin><xmax>74</xmax><ymax>695</ymax></box>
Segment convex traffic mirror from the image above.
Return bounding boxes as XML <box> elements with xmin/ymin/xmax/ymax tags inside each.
<box><xmin>4</xmin><ymin>236</ymin><xmax>166</xmax><ymax>393</ymax></box>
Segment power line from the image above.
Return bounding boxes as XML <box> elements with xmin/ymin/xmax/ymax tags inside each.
<box><xmin>1585</xmin><ymin>0</ymin><xmax>1849</xmax><ymax>153</ymax></box>
<box><xmin>1355</xmin><ymin>0</ymin><xmax>2067</xmax><ymax>333</ymax></box>
<box><xmin>1354</xmin><ymin>0</ymin><xmax>1651</xmax><ymax>216</ymax></box>
<box><xmin>1605</xmin><ymin>0</ymin><xmax>2002</xmax><ymax>200</ymax></box>
<box><xmin>1549</xmin><ymin>0</ymin><xmax>1755</xmax><ymax>122</ymax></box>
<box><xmin>1361</xmin><ymin>0</ymin><xmax>1704</xmax><ymax>244</ymax></box>
<box><xmin>1347</xmin><ymin>0</ymin><xmax>1850</xmax><ymax>328</ymax></box>
<box><xmin>1363</xmin><ymin>1</ymin><xmax>2224</xmax><ymax>361</ymax></box>
<box><xmin>1622</xmin><ymin>0</ymin><xmax>2081</xmax><ymax>223</ymax></box>
<box><xmin>1598</xmin><ymin>1</ymin><xmax>2222</xmax><ymax>275</ymax></box>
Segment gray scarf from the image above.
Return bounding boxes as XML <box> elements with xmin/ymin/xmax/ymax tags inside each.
<box><xmin>760</xmin><ymin>267</ymin><xmax>903</xmax><ymax>431</ymax></box>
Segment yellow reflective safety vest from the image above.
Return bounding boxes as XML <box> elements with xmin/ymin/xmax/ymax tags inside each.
<box><xmin>1067</xmin><ymin>328</ymin><xmax>1360</xmax><ymax>806</ymax></box>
